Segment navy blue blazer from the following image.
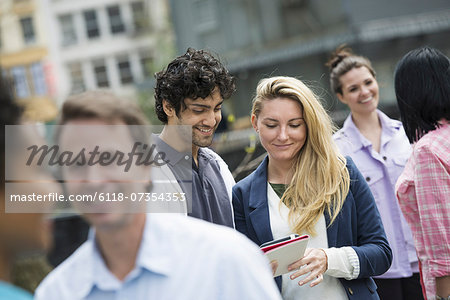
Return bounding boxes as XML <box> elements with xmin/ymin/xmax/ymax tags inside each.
<box><xmin>232</xmin><ymin>156</ymin><xmax>392</xmax><ymax>300</ymax></box>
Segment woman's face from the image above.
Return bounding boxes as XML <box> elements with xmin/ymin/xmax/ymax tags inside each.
<box><xmin>252</xmin><ymin>97</ymin><xmax>307</xmax><ymax>165</ymax></box>
<box><xmin>337</xmin><ymin>66</ymin><xmax>379</xmax><ymax>116</ymax></box>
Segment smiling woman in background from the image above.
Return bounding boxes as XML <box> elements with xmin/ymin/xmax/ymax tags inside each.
<box><xmin>232</xmin><ymin>76</ymin><xmax>392</xmax><ymax>299</ymax></box>
<box><xmin>327</xmin><ymin>46</ymin><xmax>423</xmax><ymax>300</ymax></box>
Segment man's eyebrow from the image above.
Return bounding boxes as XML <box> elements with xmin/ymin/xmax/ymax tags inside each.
<box><xmin>188</xmin><ymin>101</ymin><xmax>223</xmax><ymax>109</ymax></box>
<box><xmin>189</xmin><ymin>103</ymin><xmax>211</xmax><ymax>109</ymax></box>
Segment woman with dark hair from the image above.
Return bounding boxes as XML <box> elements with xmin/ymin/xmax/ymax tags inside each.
<box><xmin>394</xmin><ymin>46</ymin><xmax>450</xmax><ymax>300</ymax></box>
<box><xmin>327</xmin><ymin>45</ymin><xmax>423</xmax><ymax>300</ymax></box>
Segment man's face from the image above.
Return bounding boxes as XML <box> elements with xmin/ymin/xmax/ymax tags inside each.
<box><xmin>59</xmin><ymin>119</ymin><xmax>149</xmax><ymax>231</ymax></box>
<box><xmin>169</xmin><ymin>88</ymin><xmax>223</xmax><ymax>149</ymax></box>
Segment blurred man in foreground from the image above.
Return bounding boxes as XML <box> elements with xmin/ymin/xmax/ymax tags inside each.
<box><xmin>35</xmin><ymin>91</ymin><xmax>281</xmax><ymax>300</ymax></box>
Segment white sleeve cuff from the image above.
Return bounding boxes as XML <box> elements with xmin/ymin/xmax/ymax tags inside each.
<box><xmin>323</xmin><ymin>246</ymin><xmax>360</xmax><ymax>280</ymax></box>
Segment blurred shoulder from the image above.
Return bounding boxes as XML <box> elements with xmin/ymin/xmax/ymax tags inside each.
<box><xmin>35</xmin><ymin>241</ymin><xmax>93</xmax><ymax>298</ymax></box>
<box><xmin>416</xmin><ymin>123</ymin><xmax>450</xmax><ymax>152</ymax></box>
<box><xmin>154</xmin><ymin>214</ymin><xmax>259</xmax><ymax>255</ymax></box>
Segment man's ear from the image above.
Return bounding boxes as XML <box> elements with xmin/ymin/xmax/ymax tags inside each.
<box><xmin>162</xmin><ymin>100</ymin><xmax>175</xmax><ymax>118</ymax></box>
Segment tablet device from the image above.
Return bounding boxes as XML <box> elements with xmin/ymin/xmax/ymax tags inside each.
<box><xmin>260</xmin><ymin>234</ymin><xmax>309</xmax><ymax>277</ymax></box>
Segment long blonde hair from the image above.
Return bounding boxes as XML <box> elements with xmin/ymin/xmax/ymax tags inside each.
<box><xmin>252</xmin><ymin>76</ymin><xmax>350</xmax><ymax>235</ymax></box>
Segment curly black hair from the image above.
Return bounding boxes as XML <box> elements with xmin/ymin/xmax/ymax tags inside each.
<box><xmin>154</xmin><ymin>48</ymin><xmax>235</xmax><ymax>123</ymax></box>
<box><xmin>1</xmin><ymin>71</ymin><xmax>23</xmax><ymax>185</ymax></box>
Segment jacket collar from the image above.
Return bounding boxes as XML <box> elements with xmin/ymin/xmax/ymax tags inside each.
<box><xmin>341</xmin><ymin>110</ymin><xmax>401</xmax><ymax>153</ymax></box>
<box><xmin>249</xmin><ymin>156</ymin><xmax>270</xmax><ymax>209</ymax></box>
<box><xmin>248</xmin><ymin>156</ymin><xmax>274</xmax><ymax>244</ymax></box>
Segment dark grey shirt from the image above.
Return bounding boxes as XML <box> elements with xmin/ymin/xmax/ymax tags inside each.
<box><xmin>153</xmin><ymin>134</ymin><xmax>233</xmax><ymax>228</ymax></box>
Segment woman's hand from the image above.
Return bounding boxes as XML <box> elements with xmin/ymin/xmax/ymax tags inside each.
<box><xmin>270</xmin><ymin>260</ymin><xmax>278</xmax><ymax>276</ymax></box>
<box><xmin>287</xmin><ymin>248</ymin><xmax>328</xmax><ymax>287</ymax></box>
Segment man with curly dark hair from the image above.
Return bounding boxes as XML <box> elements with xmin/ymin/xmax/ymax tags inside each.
<box><xmin>153</xmin><ymin>48</ymin><xmax>236</xmax><ymax>227</ymax></box>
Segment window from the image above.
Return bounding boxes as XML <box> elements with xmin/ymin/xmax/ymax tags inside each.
<box><xmin>20</xmin><ymin>17</ymin><xmax>35</xmax><ymax>45</ymax></box>
<box><xmin>117</xmin><ymin>56</ymin><xmax>133</xmax><ymax>84</ymax></box>
<box><xmin>107</xmin><ymin>5</ymin><xmax>125</xmax><ymax>34</ymax></box>
<box><xmin>140</xmin><ymin>53</ymin><xmax>153</xmax><ymax>78</ymax></box>
<box><xmin>30</xmin><ymin>63</ymin><xmax>47</xmax><ymax>96</ymax></box>
<box><xmin>11</xmin><ymin>66</ymin><xmax>30</xmax><ymax>99</ymax></box>
<box><xmin>68</xmin><ymin>62</ymin><xmax>85</xmax><ymax>94</ymax></box>
<box><xmin>131</xmin><ymin>1</ymin><xmax>147</xmax><ymax>33</ymax></box>
<box><xmin>281</xmin><ymin>0</ymin><xmax>316</xmax><ymax>37</ymax></box>
<box><xmin>192</xmin><ymin>0</ymin><xmax>217</xmax><ymax>32</ymax></box>
<box><xmin>59</xmin><ymin>14</ymin><xmax>77</xmax><ymax>46</ymax></box>
<box><xmin>92</xmin><ymin>59</ymin><xmax>109</xmax><ymax>87</ymax></box>
<box><xmin>83</xmin><ymin>10</ymin><xmax>100</xmax><ymax>39</ymax></box>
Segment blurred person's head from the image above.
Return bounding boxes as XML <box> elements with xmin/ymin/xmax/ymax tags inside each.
<box><xmin>394</xmin><ymin>46</ymin><xmax>450</xmax><ymax>143</ymax></box>
<box><xmin>154</xmin><ymin>48</ymin><xmax>235</xmax><ymax>149</ymax></box>
<box><xmin>57</xmin><ymin>91</ymin><xmax>150</xmax><ymax>230</ymax></box>
<box><xmin>251</xmin><ymin>76</ymin><xmax>349</xmax><ymax>235</ymax></box>
<box><xmin>0</xmin><ymin>72</ymin><xmax>57</xmax><ymax>281</ymax></box>
<box><xmin>326</xmin><ymin>45</ymin><xmax>379</xmax><ymax>116</ymax></box>
<box><xmin>59</xmin><ymin>90</ymin><xmax>149</xmax><ymax>126</ymax></box>
<box><xmin>0</xmin><ymin>74</ymin><xmax>22</xmax><ymax>189</ymax></box>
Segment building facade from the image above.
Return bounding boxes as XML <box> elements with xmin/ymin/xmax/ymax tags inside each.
<box><xmin>42</xmin><ymin>0</ymin><xmax>173</xmax><ymax>105</ymax></box>
<box><xmin>0</xmin><ymin>0</ymin><xmax>57</xmax><ymax>122</ymax></box>
<box><xmin>169</xmin><ymin>0</ymin><xmax>450</xmax><ymax>122</ymax></box>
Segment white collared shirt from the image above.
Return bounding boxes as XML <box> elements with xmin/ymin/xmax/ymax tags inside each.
<box><xmin>36</xmin><ymin>214</ymin><xmax>280</xmax><ymax>300</ymax></box>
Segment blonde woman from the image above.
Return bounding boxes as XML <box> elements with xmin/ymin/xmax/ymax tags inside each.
<box><xmin>232</xmin><ymin>76</ymin><xmax>392</xmax><ymax>299</ymax></box>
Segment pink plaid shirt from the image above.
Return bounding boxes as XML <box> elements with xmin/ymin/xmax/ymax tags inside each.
<box><xmin>396</xmin><ymin>123</ymin><xmax>450</xmax><ymax>300</ymax></box>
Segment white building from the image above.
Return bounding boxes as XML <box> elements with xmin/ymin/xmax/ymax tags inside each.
<box><xmin>42</xmin><ymin>0</ymin><xmax>172</xmax><ymax>105</ymax></box>
<box><xmin>0</xmin><ymin>0</ymin><xmax>58</xmax><ymax>122</ymax></box>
